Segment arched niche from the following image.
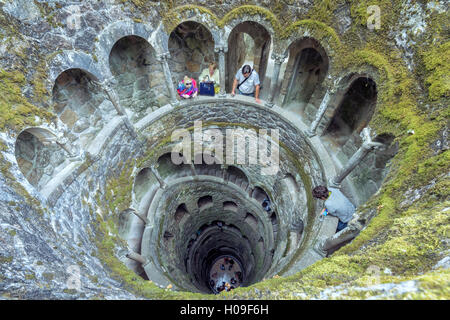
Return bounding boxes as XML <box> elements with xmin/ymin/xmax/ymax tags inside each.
<box><xmin>175</xmin><ymin>203</ymin><xmax>189</xmax><ymax>224</ymax></box>
<box><xmin>226</xmin><ymin>165</ymin><xmax>249</xmax><ymax>187</ymax></box>
<box><xmin>168</xmin><ymin>21</ymin><xmax>216</xmax><ymax>86</ymax></box>
<box><xmin>194</xmin><ymin>153</ymin><xmax>223</xmax><ymax>176</ymax></box>
<box><xmin>324</xmin><ymin>77</ymin><xmax>377</xmax><ymax>146</ymax></box>
<box><xmin>198</xmin><ymin>195</ymin><xmax>213</xmax><ymax>211</ymax></box>
<box><xmin>156</xmin><ymin>152</ymin><xmax>191</xmax><ymax>179</ymax></box>
<box><xmin>14</xmin><ymin>129</ymin><xmax>67</xmax><ymax>190</ymax></box>
<box><xmin>226</xmin><ymin>21</ymin><xmax>271</xmax><ymax>91</ymax></box>
<box><xmin>134</xmin><ymin>167</ymin><xmax>158</xmax><ymax>204</ymax></box>
<box><xmin>109</xmin><ymin>35</ymin><xmax>168</xmax><ymax>120</ymax></box>
<box><xmin>282</xmin><ymin>38</ymin><xmax>329</xmax><ymax>116</ymax></box>
<box><xmin>52</xmin><ymin>68</ymin><xmax>108</xmax><ymax>147</ymax></box>
<box><xmin>251</xmin><ymin>186</ymin><xmax>270</xmax><ymax>203</ymax></box>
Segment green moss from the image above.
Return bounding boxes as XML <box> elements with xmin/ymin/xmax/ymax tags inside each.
<box><xmin>103</xmin><ymin>160</ymin><xmax>135</xmax><ymax>214</ymax></box>
<box><xmin>0</xmin><ymin>0</ymin><xmax>446</xmax><ymax>300</ymax></box>
<box><xmin>0</xmin><ymin>69</ymin><xmax>54</xmax><ymax>131</ymax></box>
<box><xmin>88</xmin><ymin>275</ymin><xmax>99</xmax><ymax>284</ymax></box>
<box><xmin>283</xmin><ymin>19</ymin><xmax>341</xmax><ymax>45</ymax></box>
<box><xmin>25</xmin><ymin>273</ymin><xmax>36</xmax><ymax>280</ymax></box>
<box><xmin>349</xmin><ymin>0</ymin><xmax>396</xmax><ymax>31</ymax></box>
<box><xmin>420</xmin><ymin>41</ymin><xmax>450</xmax><ymax>101</ymax></box>
<box><xmin>62</xmin><ymin>289</ymin><xmax>78</xmax><ymax>295</ymax></box>
<box><xmin>33</xmin><ymin>0</ymin><xmax>62</xmax><ymax>28</ymax></box>
<box><xmin>305</xmin><ymin>0</ymin><xmax>340</xmax><ymax>25</ymax></box>
<box><xmin>220</xmin><ymin>5</ymin><xmax>280</xmax><ymax>32</ymax></box>
<box><xmin>163</xmin><ymin>5</ymin><xmax>219</xmax><ymax>33</ymax></box>
<box><xmin>90</xmin><ymin>202</ymin><xmax>206</xmax><ymax>299</ymax></box>
<box><xmin>0</xmin><ymin>256</ymin><xmax>13</xmax><ymax>264</ymax></box>
<box><xmin>31</xmin><ymin>51</ymin><xmax>62</xmax><ymax>104</ymax></box>
<box><xmin>42</xmin><ymin>272</ymin><xmax>55</xmax><ymax>281</ymax></box>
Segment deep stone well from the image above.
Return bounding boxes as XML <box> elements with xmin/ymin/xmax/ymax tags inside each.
<box><xmin>0</xmin><ymin>1</ymin><xmax>448</xmax><ymax>299</ymax></box>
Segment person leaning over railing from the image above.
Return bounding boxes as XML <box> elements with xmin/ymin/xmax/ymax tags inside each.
<box><xmin>231</xmin><ymin>64</ymin><xmax>261</xmax><ymax>104</ymax></box>
<box><xmin>312</xmin><ymin>185</ymin><xmax>356</xmax><ymax>233</ymax></box>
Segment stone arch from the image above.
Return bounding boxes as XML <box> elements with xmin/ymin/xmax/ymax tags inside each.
<box><xmin>223</xmin><ymin>201</ymin><xmax>238</xmax><ymax>212</ymax></box>
<box><xmin>156</xmin><ymin>152</ymin><xmax>191</xmax><ymax>179</ymax></box>
<box><xmin>134</xmin><ymin>167</ymin><xmax>159</xmax><ymax>204</ymax></box>
<box><xmin>168</xmin><ymin>21</ymin><xmax>217</xmax><ymax>87</ymax></box>
<box><xmin>193</xmin><ymin>153</ymin><xmax>223</xmax><ymax>176</ymax></box>
<box><xmin>281</xmin><ymin>37</ymin><xmax>330</xmax><ymax>120</ymax></box>
<box><xmin>175</xmin><ymin>203</ymin><xmax>189</xmax><ymax>223</ymax></box>
<box><xmin>163</xmin><ymin>6</ymin><xmax>221</xmax><ymax>46</ymax></box>
<box><xmin>323</xmin><ymin>75</ymin><xmax>378</xmax><ymax>145</ymax></box>
<box><xmin>251</xmin><ymin>186</ymin><xmax>270</xmax><ymax>203</ymax></box>
<box><xmin>52</xmin><ymin>68</ymin><xmax>110</xmax><ymax>147</ymax></box>
<box><xmin>94</xmin><ymin>19</ymin><xmax>161</xmax><ymax>73</ymax></box>
<box><xmin>226</xmin><ymin>165</ymin><xmax>249</xmax><ymax>187</ymax></box>
<box><xmin>222</xmin><ymin>6</ymin><xmax>279</xmax><ymax>41</ymax></box>
<box><xmin>48</xmin><ymin>51</ymin><xmax>105</xmax><ymax>85</ymax></box>
<box><xmin>281</xmin><ymin>20</ymin><xmax>340</xmax><ymax>69</ymax></box>
<box><xmin>198</xmin><ymin>195</ymin><xmax>213</xmax><ymax>211</ymax></box>
<box><xmin>109</xmin><ymin>35</ymin><xmax>169</xmax><ymax>121</ymax></box>
<box><xmin>14</xmin><ymin>128</ymin><xmax>67</xmax><ymax>190</ymax></box>
<box><xmin>225</xmin><ymin>21</ymin><xmax>271</xmax><ymax>91</ymax></box>
<box><xmin>244</xmin><ymin>212</ymin><xmax>259</xmax><ymax>232</ymax></box>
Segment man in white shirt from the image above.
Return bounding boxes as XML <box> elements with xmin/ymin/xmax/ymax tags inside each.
<box><xmin>231</xmin><ymin>65</ymin><xmax>261</xmax><ymax>103</ymax></box>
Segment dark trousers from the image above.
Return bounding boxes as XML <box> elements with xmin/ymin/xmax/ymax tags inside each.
<box><xmin>238</xmin><ymin>89</ymin><xmax>255</xmax><ymax>97</ymax></box>
<box><xmin>336</xmin><ymin>220</ymin><xmax>348</xmax><ymax>232</ymax></box>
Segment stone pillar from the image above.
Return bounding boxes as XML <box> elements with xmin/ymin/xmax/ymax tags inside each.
<box><xmin>306</xmin><ymin>89</ymin><xmax>332</xmax><ymax>137</ymax></box>
<box><xmin>330</xmin><ymin>128</ymin><xmax>385</xmax><ymax>188</ymax></box>
<box><xmin>215</xmin><ymin>45</ymin><xmax>228</xmax><ymax>98</ymax></box>
<box><xmin>98</xmin><ymin>78</ymin><xmax>137</xmax><ymax>138</ymax></box>
<box><xmin>45</xmin><ymin>136</ymin><xmax>73</xmax><ymax>158</ymax></box>
<box><xmin>40</xmin><ymin>134</ymin><xmax>79</xmax><ymax>160</ymax></box>
<box><xmin>126</xmin><ymin>251</ymin><xmax>148</xmax><ymax>265</ymax></box>
<box><xmin>322</xmin><ymin>221</ymin><xmax>362</xmax><ymax>252</ymax></box>
<box><xmin>100</xmin><ymin>78</ymin><xmax>125</xmax><ymax>116</ymax></box>
<box><xmin>150</xmin><ymin>165</ymin><xmax>167</xmax><ymax>189</ymax></box>
<box><xmin>157</xmin><ymin>52</ymin><xmax>178</xmax><ymax>105</ymax></box>
<box><xmin>127</xmin><ymin>207</ymin><xmax>149</xmax><ymax>225</ymax></box>
<box><xmin>189</xmin><ymin>162</ymin><xmax>197</xmax><ymax>176</ymax></box>
<box><xmin>265</xmin><ymin>53</ymin><xmax>286</xmax><ymax>107</ymax></box>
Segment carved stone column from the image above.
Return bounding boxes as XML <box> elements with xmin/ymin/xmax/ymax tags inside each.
<box><xmin>126</xmin><ymin>207</ymin><xmax>149</xmax><ymax>225</ymax></box>
<box><xmin>330</xmin><ymin>128</ymin><xmax>385</xmax><ymax>188</ymax></box>
<box><xmin>37</xmin><ymin>131</ymin><xmax>78</xmax><ymax>160</ymax></box>
<box><xmin>215</xmin><ymin>45</ymin><xmax>228</xmax><ymax>98</ymax></box>
<box><xmin>321</xmin><ymin>221</ymin><xmax>363</xmax><ymax>252</ymax></box>
<box><xmin>95</xmin><ymin>78</ymin><xmax>137</xmax><ymax>138</ymax></box>
<box><xmin>100</xmin><ymin>77</ymin><xmax>125</xmax><ymax>116</ymax></box>
<box><xmin>157</xmin><ymin>52</ymin><xmax>178</xmax><ymax>105</ymax></box>
<box><xmin>55</xmin><ymin>138</ymin><xmax>78</xmax><ymax>160</ymax></box>
<box><xmin>306</xmin><ymin>89</ymin><xmax>332</xmax><ymax>137</ymax></box>
<box><xmin>265</xmin><ymin>53</ymin><xmax>286</xmax><ymax>107</ymax></box>
<box><xmin>126</xmin><ymin>251</ymin><xmax>148</xmax><ymax>265</ymax></box>
<box><xmin>150</xmin><ymin>165</ymin><xmax>167</xmax><ymax>189</ymax></box>
<box><xmin>189</xmin><ymin>161</ymin><xmax>197</xmax><ymax>176</ymax></box>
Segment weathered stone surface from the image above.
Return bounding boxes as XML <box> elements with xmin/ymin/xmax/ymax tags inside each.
<box><xmin>0</xmin><ymin>0</ymin><xmax>447</xmax><ymax>301</ymax></box>
<box><xmin>59</xmin><ymin>108</ymin><xmax>78</xmax><ymax>128</ymax></box>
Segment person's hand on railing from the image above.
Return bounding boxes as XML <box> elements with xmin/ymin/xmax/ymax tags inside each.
<box><xmin>255</xmin><ymin>97</ymin><xmax>261</xmax><ymax>104</ymax></box>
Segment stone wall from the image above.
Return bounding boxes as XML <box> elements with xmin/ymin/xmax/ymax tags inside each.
<box><xmin>168</xmin><ymin>22</ymin><xmax>217</xmax><ymax>87</ymax></box>
<box><xmin>109</xmin><ymin>36</ymin><xmax>169</xmax><ymax>122</ymax></box>
<box><xmin>53</xmin><ymin>69</ymin><xmax>114</xmax><ymax>149</ymax></box>
<box><xmin>0</xmin><ymin>0</ymin><xmax>447</xmax><ymax>300</ymax></box>
<box><xmin>14</xmin><ymin>131</ymin><xmax>66</xmax><ymax>190</ymax></box>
